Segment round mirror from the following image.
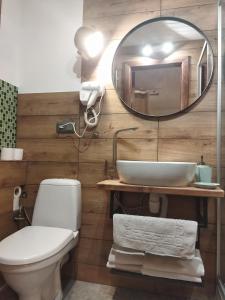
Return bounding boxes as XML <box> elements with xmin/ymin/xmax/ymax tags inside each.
<box><xmin>112</xmin><ymin>17</ymin><xmax>214</xmax><ymax>119</ymax></box>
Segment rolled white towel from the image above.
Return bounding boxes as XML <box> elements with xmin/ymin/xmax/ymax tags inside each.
<box><xmin>142</xmin><ymin>249</ymin><xmax>204</xmax><ymax>278</ymax></box>
<box><xmin>113</xmin><ymin>214</ymin><xmax>198</xmax><ymax>259</ymax></box>
<box><xmin>108</xmin><ymin>244</ymin><xmax>144</xmax><ymax>266</ymax></box>
<box><xmin>106</xmin><ymin>262</ymin><xmax>141</xmax><ymax>273</ymax></box>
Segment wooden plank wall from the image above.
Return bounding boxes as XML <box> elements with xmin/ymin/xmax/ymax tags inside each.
<box><xmin>16</xmin><ymin>92</ymin><xmax>217</xmax><ymax>298</ymax></box>
<box><xmin>80</xmin><ymin>0</ymin><xmax>218</xmax><ymax>297</ymax></box>
<box><xmin>15</xmin><ymin>0</ymin><xmax>219</xmax><ymax>298</ymax></box>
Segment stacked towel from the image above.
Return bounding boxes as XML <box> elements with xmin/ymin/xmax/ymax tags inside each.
<box><xmin>107</xmin><ymin>214</ymin><xmax>204</xmax><ymax>283</ymax></box>
<box><xmin>113</xmin><ymin>214</ymin><xmax>198</xmax><ymax>259</ymax></box>
<box><xmin>108</xmin><ymin>243</ymin><xmax>145</xmax><ymax>265</ymax></box>
<box><xmin>107</xmin><ymin>244</ymin><xmax>144</xmax><ymax>273</ymax></box>
<box><xmin>142</xmin><ymin>250</ymin><xmax>204</xmax><ymax>283</ymax></box>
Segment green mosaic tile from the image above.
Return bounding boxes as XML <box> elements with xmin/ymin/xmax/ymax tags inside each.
<box><xmin>0</xmin><ymin>79</ymin><xmax>17</xmax><ymax>148</ymax></box>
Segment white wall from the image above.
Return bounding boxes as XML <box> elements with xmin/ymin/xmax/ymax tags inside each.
<box><xmin>0</xmin><ymin>0</ymin><xmax>83</xmax><ymax>92</ymax></box>
<box><xmin>0</xmin><ymin>0</ymin><xmax>21</xmax><ymax>86</ymax></box>
<box><xmin>19</xmin><ymin>0</ymin><xmax>83</xmax><ymax>93</ymax></box>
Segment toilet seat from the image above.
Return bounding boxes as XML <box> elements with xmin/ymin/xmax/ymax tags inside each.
<box><xmin>0</xmin><ymin>226</ymin><xmax>77</xmax><ymax>266</ymax></box>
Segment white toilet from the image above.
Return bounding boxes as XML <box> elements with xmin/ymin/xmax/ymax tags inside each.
<box><xmin>0</xmin><ymin>178</ymin><xmax>81</xmax><ymax>300</ymax></box>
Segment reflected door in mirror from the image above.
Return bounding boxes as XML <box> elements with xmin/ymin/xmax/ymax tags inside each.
<box><xmin>112</xmin><ymin>17</ymin><xmax>214</xmax><ymax>119</ymax></box>
<box><xmin>122</xmin><ymin>57</ymin><xmax>190</xmax><ymax>116</ymax></box>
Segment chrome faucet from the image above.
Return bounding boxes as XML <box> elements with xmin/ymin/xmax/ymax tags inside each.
<box><xmin>112</xmin><ymin>127</ymin><xmax>138</xmax><ymax>174</ymax></box>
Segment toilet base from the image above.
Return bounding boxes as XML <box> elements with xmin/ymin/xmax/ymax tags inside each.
<box><xmin>19</xmin><ymin>292</ymin><xmax>62</xmax><ymax>300</ymax></box>
<box><xmin>5</xmin><ymin>260</ymin><xmax>61</xmax><ymax>300</ymax></box>
<box><xmin>0</xmin><ymin>238</ymin><xmax>76</xmax><ymax>300</ymax></box>
<box><xmin>55</xmin><ymin>290</ymin><xmax>63</xmax><ymax>300</ymax></box>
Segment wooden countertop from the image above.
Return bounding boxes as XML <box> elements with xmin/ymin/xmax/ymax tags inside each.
<box><xmin>97</xmin><ymin>179</ymin><xmax>225</xmax><ymax>198</ymax></box>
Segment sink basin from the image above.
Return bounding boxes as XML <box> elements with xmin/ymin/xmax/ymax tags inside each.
<box><xmin>116</xmin><ymin>160</ymin><xmax>197</xmax><ymax>187</ymax></box>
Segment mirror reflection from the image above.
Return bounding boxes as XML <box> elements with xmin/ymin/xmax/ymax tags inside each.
<box><xmin>112</xmin><ymin>18</ymin><xmax>214</xmax><ymax>118</ymax></box>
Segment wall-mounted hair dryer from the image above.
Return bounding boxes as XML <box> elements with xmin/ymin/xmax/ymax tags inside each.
<box><xmin>80</xmin><ymin>81</ymin><xmax>105</xmax><ymax>128</ymax></box>
<box><xmin>57</xmin><ymin>81</ymin><xmax>105</xmax><ymax>138</ymax></box>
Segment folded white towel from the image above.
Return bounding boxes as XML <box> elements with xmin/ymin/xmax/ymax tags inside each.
<box><xmin>108</xmin><ymin>244</ymin><xmax>144</xmax><ymax>266</ymax></box>
<box><xmin>106</xmin><ymin>261</ymin><xmax>141</xmax><ymax>273</ymax></box>
<box><xmin>111</xmin><ymin>243</ymin><xmax>145</xmax><ymax>256</ymax></box>
<box><xmin>142</xmin><ymin>249</ymin><xmax>204</xmax><ymax>277</ymax></box>
<box><xmin>113</xmin><ymin>214</ymin><xmax>198</xmax><ymax>259</ymax></box>
<box><xmin>141</xmin><ymin>269</ymin><xmax>202</xmax><ymax>283</ymax></box>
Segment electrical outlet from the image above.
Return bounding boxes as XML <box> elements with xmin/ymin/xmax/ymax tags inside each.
<box><xmin>56</xmin><ymin>122</ymin><xmax>75</xmax><ymax>134</ymax></box>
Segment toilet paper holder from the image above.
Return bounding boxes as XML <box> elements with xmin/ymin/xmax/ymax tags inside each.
<box><xmin>13</xmin><ymin>186</ymin><xmax>31</xmax><ymax>225</ymax></box>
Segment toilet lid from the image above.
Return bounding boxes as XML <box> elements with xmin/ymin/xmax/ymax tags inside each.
<box><xmin>0</xmin><ymin>226</ymin><xmax>76</xmax><ymax>265</ymax></box>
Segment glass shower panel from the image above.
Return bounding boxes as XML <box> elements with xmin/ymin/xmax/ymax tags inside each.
<box><xmin>220</xmin><ymin>0</ymin><xmax>225</xmax><ymax>286</ymax></box>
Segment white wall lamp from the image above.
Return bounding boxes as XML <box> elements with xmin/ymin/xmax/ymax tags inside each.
<box><xmin>74</xmin><ymin>26</ymin><xmax>104</xmax><ymax>60</ymax></box>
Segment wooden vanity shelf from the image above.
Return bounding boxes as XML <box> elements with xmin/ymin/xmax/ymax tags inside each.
<box><xmin>97</xmin><ymin>179</ymin><xmax>220</xmax><ymax>284</ymax></box>
<box><xmin>97</xmin><ymin>179</ymin><xmax>224</xmax><ymax>237</ymax></box>
<box><xmin>97</xmin><ymin>179</ymin><xmax>224</xmax><ymax>198</ymax></box>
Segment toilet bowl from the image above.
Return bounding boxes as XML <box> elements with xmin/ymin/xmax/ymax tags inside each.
<box><xmin>0</xmin><ymin>179</ymin><xmax>81</xmax><ymax>300</ymax></box>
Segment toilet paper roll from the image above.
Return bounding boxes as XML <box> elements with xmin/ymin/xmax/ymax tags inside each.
<box><xmin>1</xmin><ymin>148</ymin><xmax>14</xmax><ymax>160</ymax></box>
<box><xmin>13</xmin><ymin>186</ymin><xmax>22</xmax><ymax>211</ymax></box>
<box><xmin>13</xmin><ymin>148</ymin><xmax>23</xmax><ymax>160</ymax></box>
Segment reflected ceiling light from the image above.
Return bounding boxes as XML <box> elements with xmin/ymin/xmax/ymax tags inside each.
<box><xmin>162</xmin><ymin>42</ymin><xmax>174</xmax><ymax>54</ymax></box>
<box><xmin>142</xmin><ymin>44</ymin><xmax>153</xmax><ymax>56</ymax></box>
<box><xmin>74</xmin><ymin>26</ymin><xmax>104</xmax><ymax>60</ymax></box>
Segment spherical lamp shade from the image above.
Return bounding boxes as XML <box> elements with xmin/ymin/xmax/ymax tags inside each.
<box><xmin>74</xmin><ymin>26</ymin><xmax>104</xmax><ymax>60</ymax></box>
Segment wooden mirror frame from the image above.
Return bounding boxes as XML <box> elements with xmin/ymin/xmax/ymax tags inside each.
<box><xmin>112</xmin><ymin>16</ymin><xmax>214</xmax><ymax>120</ymax></box>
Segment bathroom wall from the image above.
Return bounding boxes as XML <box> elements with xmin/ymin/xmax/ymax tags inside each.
<box><xmin>79</xmin><ymin>0</ymin><xmax>217</xmax><ymax>296</ymax></box>
<box><xmin>15</xmin><ymin>0</ymin><xmax>218</xmax><ymax>298</ymax></box>
<box><xmin>0</xmin><ymin>0</ymin><xmax>83</xmax><ymax>92</ymax></box>
<box><xmin>0</xmin><ymin>0</ymin><xmax>21</xmax><ymax>86</ymax></box>
<box><xmin>18</xmin><ymin>0</ymin><xmax>83</xmax><ymax>93</ymax></box>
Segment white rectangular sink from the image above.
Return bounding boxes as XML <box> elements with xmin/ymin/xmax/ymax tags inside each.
<box><xmin>117</xmin><ymin>160</ymin><xmax>197</xmax><ymax>187</ymax></box>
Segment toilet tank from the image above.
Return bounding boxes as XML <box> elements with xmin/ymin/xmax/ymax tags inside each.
<box><xmin>32</xmin><ymin>179</ymin><xmax>81</xmax><ymax>231</ymax></box>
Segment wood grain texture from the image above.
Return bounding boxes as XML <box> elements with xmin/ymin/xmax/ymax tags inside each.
<box><xmin>0</xmin><ymin>187</ymin><xmax>17</xmax><ymax>214</ymax></box>
<box><xmin>81</xmin><ymin>213</ymin><xmax>113</xmax><ymax>240</ymax></box>
<box><xmin>158</xmin><ymin>112</ymin><xmax>216</xmax><ymax>139</ymax></box>
<box><xmin>0</xmin><ymin>212</ymin><xmax>18</xmax><ymax>241</ymax></box>
<box><xmin>26</xmin><ymin>162</ymin><xmax>78</xmax><ymax>184</ymax></box>
<box><xmin>78</xmin><ymin>163</ymin><xmax>107</xmax><ymax>187</ymax></box>
<box><xmin>21</xmin><ymin>184</ymin><xmax>38</xmax><ymax>208</ymax></box>
<box><xmin>158</xmin><ymin>139</ymin><xmax>216</xmax><ymax>166</ymax></box>
<box><xmin>0</xmin><ymin>162</ymin><xmax>27</xmax><ymax>188</ymax></box>
<box><xmin>161</xmin><ymin>0</ymin><xmax>216</xmax><ymax>10</ymax></box>
<box><xmin>97</xmin><ymin>179</ymin><xmax>224</xmax><ymax>198</ymax></box>
<box><xmin>101</xmin><ymin>90</ymin><xmax>128</xmax><ymax>114</ymax></box>
<box><xmin>84</xmin><ymin>11</ymin><xmax>160</xmax><ymax>40</ymax></box>
<box><xmin>191</xmin><ymin>84</ymin><xmax>217</xmax><ymax>112</ymax></box>
<box><xmin>161</xmin><ymin>4</ymin><xmax>217</xmax><ymax>31</ymax></box>
<box><xmin>79</xmin><ymin>138</ymin><xmax>158</xmax><ymax>163</ymax></box>
<box><xmin>17</xmin><ymin>139</ymin><xmax>79</xmax><ymax>162</ymax></box>
<box><xmin>75</xmin><ymin>238</ymin><xmax>112</xmax><ymax>266</ymax></box>
<box><xmin>94</xmin><ymin>114</ymin><xmax>158</xmax><ymax>139</ymax></box>
<box><xmin>82</xmin><ymin>188</ymin><xmax>108</xmax><ymax>214</ymax></box>
<box><xmin>17</xmin><ymin>92</ymin><xmax>79</xmax><ymax>116</ymax></box>
<box><xmin>84</xmin><ymin>0</ymin><xmax>160</xmax><ymax>19</ymax></box>
<box><xmin>17</xmin><ymin>115</ymin><xmax>79</xmax><ymax>139</ymax></box>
